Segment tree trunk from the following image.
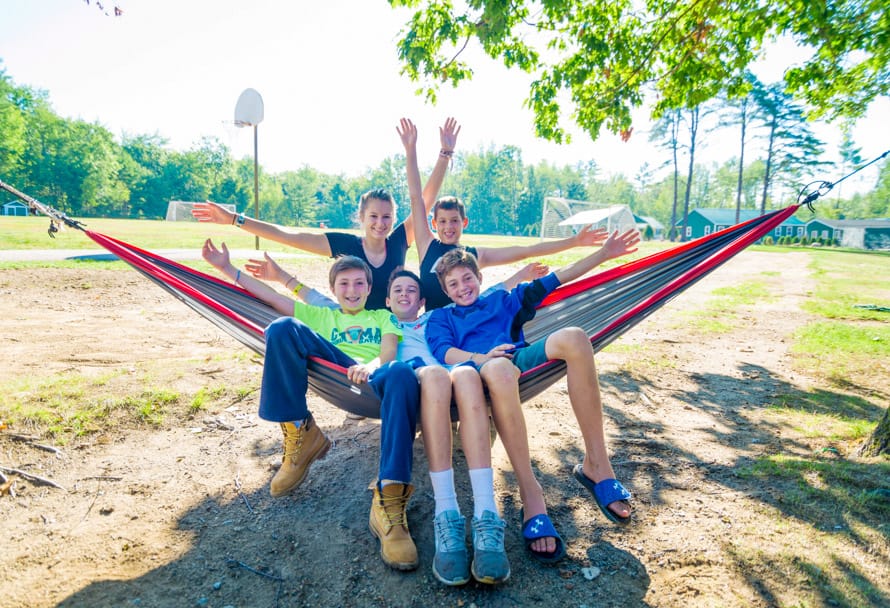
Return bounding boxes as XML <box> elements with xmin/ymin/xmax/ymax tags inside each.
<box><xmin>856</xmin><ymin>407</ymin><xmax>889</xmax><ymax>457</ymax></box>
<box><xmin>735</xmin><ymin>96</ymin><xmax>747</xmax><ymax>224</ymax></box>
<box><xmin>760</xmin><ymin>115</ymin><xmax>776</xmax><ymax>215</ymax></box>
<box><xmin>669</xmin><ymin>110</ymin><xmax>680</xmax><ymax>241</ymax></box>
<box><xmin>680</xmin><ymin>107</ymin><xmax>699</xmax><ymax>241</ymax></box>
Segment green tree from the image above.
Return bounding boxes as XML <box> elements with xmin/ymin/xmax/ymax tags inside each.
<box><xmin>457</xmin><ymin>145</ymin><xmax>524</xmax><ymax>234</ymax></box>
<box><xmin>834</xmin><ymin>125</ymin><xmax>865</xmax><ymax>207</ymax></box>
<box><xmin>0</xmin><ymin>67</ymin><xmax>27</xmax><ymax>182</ymax></box>
<box><xmin>277</xmin><ymin>167</ymin><xmax>323</xmax><ymax>227</ymax></box>
<box><xmin>719</xmin><ymin>72</ymin><xmax>766</xmax><ymax>222</ymax></box>
<box><xmin>391</xmin><ymin>0</ymin><xmax>888</xmax><ymax>141</ymax></box>
<box><xmin>650</xmin><ymin>109</ymin><xmax>682</xmax><ymax>240</ymax></box>
<box><xmin>120</xmin><ymin>133</ymin><xmax>171</xmax><ymax>218</ymax></box>
<box><xmin>863</xmin><ymin>160</ymin><xmax>890</xmax><ymax>217</ymax></box>
<box><xmin>753</xmin><ymin>83</ymin><xmax>827</xmax><ymax>212</ymax></box>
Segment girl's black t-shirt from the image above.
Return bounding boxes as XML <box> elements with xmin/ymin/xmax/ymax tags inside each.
<box><xmin>326</xmin><ymin>222</ymin><xmax>408</xmax><ymax>311</ymax></box>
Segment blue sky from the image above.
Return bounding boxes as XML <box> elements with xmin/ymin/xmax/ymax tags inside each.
<box><xmin>1</xmin><ymin>0</ymin><xmax>886</xmax><ymax>196</ymax></box>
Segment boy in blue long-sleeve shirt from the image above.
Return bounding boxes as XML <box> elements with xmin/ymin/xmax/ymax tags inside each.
<box><xmin>426</xmin><ymin>230</ymin><xmax>640</xmax><ymax>562</ymax></box>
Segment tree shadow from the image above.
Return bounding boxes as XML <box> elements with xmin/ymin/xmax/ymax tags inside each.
<box><xmin>55</xmin><ymin>420</ymin><xmax>650</xmax><ymax>608</ymax></box>
<box><xmin>544</xmin><ymin>361</ymin><xmax>890</xmax><ymax>606</ymax></box>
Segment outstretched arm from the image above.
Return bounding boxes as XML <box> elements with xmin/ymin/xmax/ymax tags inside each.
<box><xmin>501</xmin><ymin>261</ymin><xmax>549</xmax><ymax>291</ymax></box>
<box><xmin>202</xmin><ymin>239</ymin><xmax>295</xmax><ymax>316</ymax></box>
<box><xmin>475</xmin><ymin>224</ymin><xmax>611</xmax><ymax>268</ymax></box>
<box><xmin>244</xmin><ymin>252</ymin><xmax>336</xmax><ymax>307</ymax></box>
<box><xmin>553</xmin><ymin>229</ymin><xmax>641</xmax><ymax>285</ymax></box>
<box><xmin>192</xmin><ymin>201</ymin><xmax>332</xmax><ymax>256</ymax></box>
<box><xmin>398</xmin><ymin>118</ymin><xmax>435</xmax><ymax>261</ymax></box>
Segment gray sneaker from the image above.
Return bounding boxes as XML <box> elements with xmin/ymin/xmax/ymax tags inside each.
<box><xmin>471</xmin><ymin>510</ymin><xmax>511</xmax><ymax>584</ymax></box>
<box><xmin>432</xmin><ymin>510</ymin><xmax>469</xmax><ymax>586</ymax></box>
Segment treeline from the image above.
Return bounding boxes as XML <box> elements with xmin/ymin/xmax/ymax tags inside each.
<box><xmin>2</xmin><ymin>66</ymin><xmax>887</xmax><ymax>236</ymax></box>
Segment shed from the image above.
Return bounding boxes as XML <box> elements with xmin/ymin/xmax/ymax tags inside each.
<box><xmin>2</xmin><ymin>200</ymin><xmax>29</xmax><ymax>216</ymax></box>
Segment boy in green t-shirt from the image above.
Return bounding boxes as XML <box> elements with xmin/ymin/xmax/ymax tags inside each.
<box><xmin>203</xmin><ymin>240</ymin><xmax>422</xmax><ymax>572</ymax></box>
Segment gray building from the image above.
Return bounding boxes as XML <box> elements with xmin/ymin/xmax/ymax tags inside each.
<box><xmin>805</xmin><ymin>218</ymin><xmax>890</xmax><ymax>250</ymax></box>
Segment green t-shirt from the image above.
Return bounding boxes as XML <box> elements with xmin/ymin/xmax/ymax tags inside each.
<box><xmin>293</xmin><ymin>301</ymin><xmax>401</xmax><ymax>364</ymax></box>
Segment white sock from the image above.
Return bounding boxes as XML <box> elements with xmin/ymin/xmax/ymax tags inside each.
<box><xmin>429</xmin><ymin>469</ymin><xmax>460</xmax><ymax>516</ymax></box>
<box><xmin>469</xmin><ymin>467</ymin><xmax>498</xmax><ymax>519</ymax></box>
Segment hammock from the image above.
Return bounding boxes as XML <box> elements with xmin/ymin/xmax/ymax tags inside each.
<box><xmin>0</xmin><ymin>179</ymin><xmax>799</xmax><ymax>419</ymax></box>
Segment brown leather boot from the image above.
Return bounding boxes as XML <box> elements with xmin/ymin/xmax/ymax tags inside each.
<box><xmin>269</xmin><ymin>415</ymin><xmax>331</xmax><ymax>497</ymax></box>
<box><xmin>369</xmin><ymin>483</ymin><xmax>418</xmax><ymax>570</ymax></box>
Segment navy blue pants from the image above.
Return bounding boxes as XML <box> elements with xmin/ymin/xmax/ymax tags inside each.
<box><xmin>259</xmin><ymin>317</ymin><xmax>420</xmax><ymax>484</ymax></box>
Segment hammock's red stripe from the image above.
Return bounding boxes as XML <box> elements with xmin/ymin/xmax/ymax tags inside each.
<box><xmin>540</xmin><ymin>208</ymin><xmax>791</xmax><ymax>306</ymax></box>
<box><xmin>581</xmin><ymin>205</ymin><xmax>799</xmax><ymax>349</ymax></box>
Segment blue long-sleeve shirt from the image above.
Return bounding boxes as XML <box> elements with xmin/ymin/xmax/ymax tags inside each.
<box><xmin>426</xmin><ymin>273</ymin><xmax>561</xmax><ymax>363</ymax></box>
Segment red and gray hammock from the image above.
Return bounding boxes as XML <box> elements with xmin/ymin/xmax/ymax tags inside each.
<box><xmin>0</xmin><ymin>179</ymin><xmax>798</xmax><ymax>419</ymax></box>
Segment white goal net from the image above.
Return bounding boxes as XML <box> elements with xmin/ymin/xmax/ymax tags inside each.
<box><xmin>540</xmin><ymin>197</ymin><xmax>636</xmax><ymax>239</ymax></box>
<box><xmin>166</xmin><ymin>200</ymin><xmax>236</xmax><ymax>221</ymax></box>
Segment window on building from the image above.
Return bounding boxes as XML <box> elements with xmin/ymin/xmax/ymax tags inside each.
<box><xmin>704</xmin><ymin>226</ymin><xmax>711</xmax><ymax>235</ymax></box>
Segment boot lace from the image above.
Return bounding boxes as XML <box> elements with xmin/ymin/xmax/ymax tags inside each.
<box><xmin>378</xmin><ymin>491</ymin><xmax>409</xmax><ymax>530</ymax></box>
<box><xmin>281</xmin><ymin>423</ymin><xmax>304</xmax><ymax>461</ymax></box>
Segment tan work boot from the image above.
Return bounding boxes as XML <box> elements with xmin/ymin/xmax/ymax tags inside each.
<box><xmin>369</xmin><ymin>483</ymin><xmax>418</xmax><ymax>570</ymax></box>
<box><xmin>269</xmin><ymin>415</ymin><xmax>331</xmax><ymax>498</ymax></box>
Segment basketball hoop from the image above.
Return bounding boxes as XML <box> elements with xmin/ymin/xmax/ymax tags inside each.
<box><xmin>234</xmin><ymin>89</ymin><xmax>264</xmax><ymax>127</ymax></box>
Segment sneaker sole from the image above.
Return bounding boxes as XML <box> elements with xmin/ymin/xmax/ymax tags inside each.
<box><xmin>432</xmin><ymin>564</ymin><xmax>470</xmax><ymax>587</ymax></box>
<box><xmin>269</xmin><ymin>437</ymin><xmax>331</xmax><ymax>498</ymax></box>
<box><xmin>471</xmin><ymin>560</ymin><xmax>510</xmax><ymax>585</ymax></box>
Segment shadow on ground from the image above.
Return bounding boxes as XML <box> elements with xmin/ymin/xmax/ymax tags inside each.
<box><xmin>54</xmin><ymin>421</ymin><xmax>650</xmax><ymax>608</ymax></box>
<box><xmin>54</xmin><ymin>361</ymin><xmax>889</xmax><ymax>608</ymax></box>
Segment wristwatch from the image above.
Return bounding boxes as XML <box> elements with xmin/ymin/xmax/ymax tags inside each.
<box><xmin>234</xmin><ymin>213</ymin><xmax>246</xmax><ymax>227</ymax></box>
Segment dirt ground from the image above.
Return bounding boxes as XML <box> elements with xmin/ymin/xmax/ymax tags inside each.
<box><xmin>1</xmin><ymin>250</ymin><xmax>887</xmax><ymax>608</ymax></box>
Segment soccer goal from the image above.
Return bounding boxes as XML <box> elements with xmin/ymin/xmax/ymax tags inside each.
<box><xmin>540</xmin><ymin>197</ymin><xmax>636</xmax><ymax>240</ymax></box>
<box><xmin>166</xmin><ymin>201</ymin><xmax>236</xmax><ymax>222</ymax></box>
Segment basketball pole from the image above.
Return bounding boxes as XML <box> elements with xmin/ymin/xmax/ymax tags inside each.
<box><xmin>253</xmin><ymin>123</ymin><xmax>259</xmax><ymax>250</ymax></box>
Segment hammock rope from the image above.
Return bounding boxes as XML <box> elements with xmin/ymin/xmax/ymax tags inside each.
<box><xmin>1</xmin><ymin>178</ymin><xmax>800</xmax><ymax>418</ymax></box>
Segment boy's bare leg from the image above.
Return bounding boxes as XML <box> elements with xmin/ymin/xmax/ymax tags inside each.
<box><xmin>481</xmin><ymin>358</ymin><xmax>556</xmax><ymax>555</ymax></box>
<box><xmin>418</xmin><ymin>366</ymin><xmax>453</xmax><ymax>472</ymax></box>
<box><xmin>450</xmin><ymin>366</ymin><xmax>491</xmax><ymax>470</ymax></box>
<box><xmin>544</xmin><ymin>327</ymin><xmax>631</xmax><ymax>519</ymax></box>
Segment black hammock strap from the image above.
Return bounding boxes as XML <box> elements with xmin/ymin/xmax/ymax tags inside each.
<box><xmin>80</xmin><ymin>204</ymin><xmax>798</xmax><ymax>417</ymax></box>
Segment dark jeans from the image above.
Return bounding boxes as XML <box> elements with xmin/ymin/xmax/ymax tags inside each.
<box><xmin>259</xmin><ymin>317</ymin><xmax>420</xmax><ymax>483</ymax></box>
